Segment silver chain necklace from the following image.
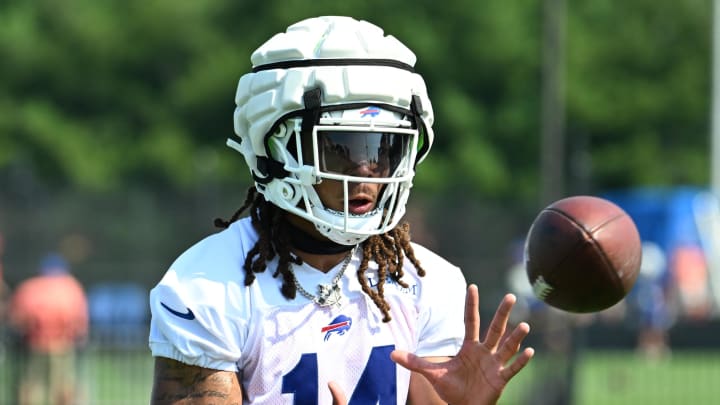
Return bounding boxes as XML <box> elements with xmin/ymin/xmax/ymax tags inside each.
<box><xmin>290</xmin><ymin>245</ymin><xmax>357</xmax><ymax>308</ymax></box>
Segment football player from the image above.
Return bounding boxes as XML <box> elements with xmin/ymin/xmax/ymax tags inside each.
<box><xmin>149</xmin><ymin>16</ymin><xmax>533</xmax><ymax>405</ymax></box>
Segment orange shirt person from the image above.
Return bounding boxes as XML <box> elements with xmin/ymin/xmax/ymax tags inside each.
<box><xmin>9</xmin><ymin>253</ymin><xmax>89</xmax><ymax>405</ymax></box>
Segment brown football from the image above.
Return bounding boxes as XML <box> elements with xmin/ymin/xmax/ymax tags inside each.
<box><xmin>524</xmin><ymin>195</ymin><xmax>642</xmax><ymax>313</ymax></box>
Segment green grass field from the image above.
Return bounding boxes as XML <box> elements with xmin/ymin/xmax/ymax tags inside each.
<box><xmin>576</xmin><ymin>351</ymin><xmax>720</xmax><ymax>404</ymax></box>
<box><xmin>2</xmin><ymin>347</ymin><xmax>719</xmax><ymax>404</ymax></box>
<box><xmin>81</xmin><ymin>347</ymin><xmax>154</xmax><ymax>404</ymax></box>
<box><xmin>0</xmin><ymin>345</ymin><xmax>154</xmax><ymax>405</ymax></box>
<box><xmin>501</xmin><ymin>350</ymin><xmax>720</xmax><ymax>405</ymax></box>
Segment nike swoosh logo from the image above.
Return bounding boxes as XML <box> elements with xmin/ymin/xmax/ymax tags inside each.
<box><xmin>160</xmin><ymin>302</ymin><xmax>195</xmax><ymax>320</ymax></box>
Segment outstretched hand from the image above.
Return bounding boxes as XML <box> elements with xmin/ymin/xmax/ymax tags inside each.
<box><xmin>391</xmin><ymin>284</ymin><xmax>534</xmax><ymax>405</ymax></box>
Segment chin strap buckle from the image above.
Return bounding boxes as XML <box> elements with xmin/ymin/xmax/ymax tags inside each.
<box><xmin>253</xmin><ymin>156</ymin><xmax>289</xmax><ymax>184</ymax></box>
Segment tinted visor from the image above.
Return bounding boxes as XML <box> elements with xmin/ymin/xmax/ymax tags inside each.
<box><xmin>316</xmin><ymin>131</ymin><xmax>411</xmax><ymax>177</ymax></box>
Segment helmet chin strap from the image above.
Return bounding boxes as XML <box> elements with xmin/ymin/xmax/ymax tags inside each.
<box><xmin>285</xmin><ymin>218</ymin><xmax>356</xmax><ymax>254</ymax></box>
<box><xmin>301</xmin><ymin>88</ymin><xmax>323</xmax><ymax>137</ymax></box>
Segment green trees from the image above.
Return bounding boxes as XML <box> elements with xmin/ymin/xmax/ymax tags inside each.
<box><xmin>0</xmin><ymin>0</ymin><xmax>712</xmax><ymax>199</ymax></box>
<box><xmin>567</xmin><ymin>0</ymin><xmax>710</xmax><ymax>189</ymax></box>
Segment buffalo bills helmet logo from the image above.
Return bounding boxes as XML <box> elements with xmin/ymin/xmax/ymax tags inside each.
<box><xmin>321</xmin><ymin>315</ymin><xmax>352</xmax><ymax>341</ymax></box>
<box><xmin>359</xmin><ymin>106</ymin><xmax>381</xmax><ymax>118</ymax></box>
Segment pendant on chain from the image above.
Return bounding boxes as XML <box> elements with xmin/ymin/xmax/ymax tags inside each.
<box><xmin>317</xmin><ymin>283</ymin><xmax>342</xmax><ymax>307</ymax></box>
<box><xmin>291</xmin><ymin>245</ymin><xmax>357</xmax><ymax>309</ymax></box>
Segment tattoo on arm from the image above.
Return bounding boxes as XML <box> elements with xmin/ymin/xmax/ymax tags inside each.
<box><xmin>151</xmin><ymin>357</ymin><xmax>243</xmax><ymax>405</ymax></box>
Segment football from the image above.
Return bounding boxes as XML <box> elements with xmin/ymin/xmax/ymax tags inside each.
<box><xmin>524</xmin><ymin>195</ymin><xmax>642</xmax><ymax>313</ymax></box>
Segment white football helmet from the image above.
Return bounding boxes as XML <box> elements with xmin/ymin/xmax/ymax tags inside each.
<box><xmin>228</xmin><ymin>16</ymin><xmax>435</xmax><ymax>245</ymax></box>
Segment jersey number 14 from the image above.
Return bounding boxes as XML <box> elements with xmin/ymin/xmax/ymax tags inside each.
<box><xmin>282</xmin><ymin>345</ymin><xmax>397</xmax><ymax>404</ymax></box>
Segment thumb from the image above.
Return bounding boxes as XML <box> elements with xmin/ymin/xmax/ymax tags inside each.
<box><xmin>390</xmin><ymin>350</ymin><xmax>433</xmax><ymax>373</ymax></box>
<box><xmin>328</xmin><ymin>381</ymin><xmax>347</xmax><ymax>405</ymax></box>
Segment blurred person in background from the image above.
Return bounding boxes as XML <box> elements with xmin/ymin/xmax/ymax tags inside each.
<box><xmin>8</xmin><ymin>253</ymin><xmax>89</xmax><ymax>405</ymax></box>
<box><xmin>633</xmin><ymin>242</ymin><xmax>674</xmax><ymax>360</ymax></box>
<box><xmin>505</xmin><ymin>238</ymin><xmax>577</xmax><ymax>405</ymax></box>
<box><xmin>0</xmin><ymin>233</ymin><xmax>9</xmax><ymax>375</ymax></box>
<box><xmin>0</xmin><ymin>233</ymin><xmax>8</xmax><ymax>323</ymax></box>
<box><xmin>149</xmin><ymin>16</ymin><xmax>534</xmax><ymax>405</ymax></box>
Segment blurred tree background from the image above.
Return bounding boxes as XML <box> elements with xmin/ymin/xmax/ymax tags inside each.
<box><xmin>0</xmin><ymin>0</ymin><xmax>713</xmax><ymax>300</ymax></box>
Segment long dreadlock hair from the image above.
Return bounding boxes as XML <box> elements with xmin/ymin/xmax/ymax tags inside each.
<box><xmin>214</xmin><ymin>186</ymin><xmax>426</xmax><ymax>322</ymax></box>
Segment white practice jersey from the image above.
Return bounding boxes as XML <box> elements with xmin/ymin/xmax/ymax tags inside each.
<box><xmin>149</xmin><ymin>217</ymin><xmax>467</xmax><ymax>405</ymax></box>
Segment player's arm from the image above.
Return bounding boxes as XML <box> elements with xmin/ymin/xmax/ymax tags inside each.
<box><xmin>150</xmin><ymin>356</ymin><xmax>243</xmax><ymax>405</ymax></box>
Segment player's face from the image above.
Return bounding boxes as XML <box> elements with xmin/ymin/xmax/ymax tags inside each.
<box><xmin>303</xmin><ymin>131</ymin><xmax>407</xmax><ymax>215</ymax></box>
<box><xmin>314</xmin><ymin>179</ymin><xmax>385</xmax><ymax>215</ymax></box>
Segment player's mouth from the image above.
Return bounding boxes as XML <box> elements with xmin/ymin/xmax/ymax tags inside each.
<box><xmin>348</xmin><ymin>195</ymin><xmax>375</xmax><ymax>215</ymax></box>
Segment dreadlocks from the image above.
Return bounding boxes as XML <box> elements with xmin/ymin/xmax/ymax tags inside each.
<box><xmin>214</xmin><ymin>186</ymin><xmax>426</xmax><ymax>322</ymax></box>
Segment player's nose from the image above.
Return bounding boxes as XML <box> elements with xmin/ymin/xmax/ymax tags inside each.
<box><xmin>349</xmin><ymin>161</ymin><xmax>379</xmax><ymax>177</ymax></box>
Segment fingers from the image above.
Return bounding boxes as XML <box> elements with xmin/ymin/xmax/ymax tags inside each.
<box><xmin>496</xmin><ymin>322</ymin><xmax>531</xmax><ymax>364</ymax></box>
<box><xmin>500</xmin><ymin>347</ymin><xmax>535</xmax><ymax>382</ymax></box>
<box><xmin>328</xmin><ymin>381</ymin><xmax>347</xmax><ymax>405</ymax></box>
<box><xmin>481</xmin><ymin>294</ymin><xmax>535</xmax><ymax>383</ymax></box>
<box><xmin>464</xmin><ymin>284</ymin><xmax>480</xmax><ymax>342</ymax></box>
<box><xmin>483</xmin><ymin>294</ymin><xmax>516</xmax><ymax>350</ymax></box>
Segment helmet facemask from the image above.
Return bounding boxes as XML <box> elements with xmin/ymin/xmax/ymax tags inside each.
<box><xmin>258</xmin><ymin>107</ymin><xmax>420</xmax><ymax>245</ymax></box>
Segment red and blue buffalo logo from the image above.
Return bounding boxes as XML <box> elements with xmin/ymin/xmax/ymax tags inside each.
<box><xmin>359</xmin><ymin>106</ymin><xmax>381</xmax><ymax>118</ymax></box>
<box><xmin>321</xmin><ymin>315</ymin><xmax>352</xmax><ymax>341</ymax></box>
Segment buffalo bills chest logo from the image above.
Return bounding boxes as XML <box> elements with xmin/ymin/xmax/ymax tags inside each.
<box><xmin>321</xmin><ymin>315</ymin><xmax>352</xmax><ymax>341</ymax></box>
